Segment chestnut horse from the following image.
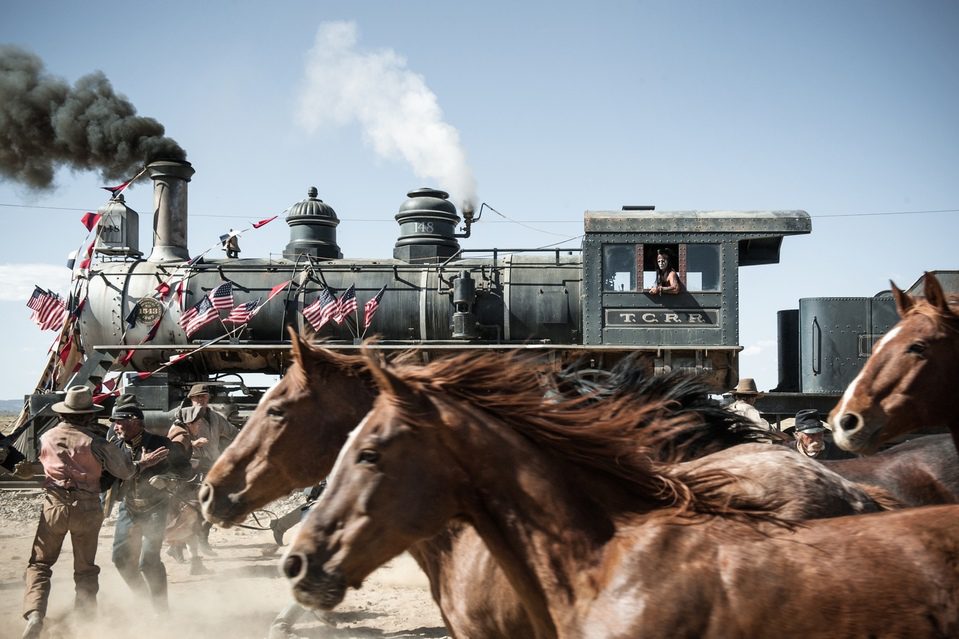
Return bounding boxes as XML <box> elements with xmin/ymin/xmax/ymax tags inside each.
<box><xmin>831</xmin><ymin>272</ymin><xmax>959</xmax><ymax>454</ymax></box>
<box><xmin>285</xmin><ymin>351</ymin><xmax>959</xmax><ymax>639</ymax></box>
<box><xmin>202</xmin><ymin>335</ymin><xmax>895</xmax><ymax>638</ymax></box>
<box><xmin>823</xmin><ymin>434</ymin><xmax>959</xmax><ymax>505</ymax></box>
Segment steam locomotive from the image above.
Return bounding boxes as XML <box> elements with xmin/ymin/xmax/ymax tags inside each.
<box><xmin>19</xmin><ymin>157</ymin><xmax>943</xmax><ymax>454</ymax></box>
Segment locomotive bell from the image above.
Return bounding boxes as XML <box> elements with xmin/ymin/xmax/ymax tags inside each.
<box><xmin>283</xmin><ymin>187</ymin><xmax>342</xmax><ymax>260</ymax></box>
<box><xmin>393</xmin><ymin>188</ymin><xmax>461</xmax><ymax>263</ymax></box>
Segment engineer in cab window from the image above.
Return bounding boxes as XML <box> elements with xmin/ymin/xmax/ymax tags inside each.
<box><xmin>648</xmin><ymin>248</ymin><xmax>685</xmax><ymax>295</ymax></box>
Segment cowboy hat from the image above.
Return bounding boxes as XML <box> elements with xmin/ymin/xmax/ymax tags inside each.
<box><xmin>52</xmin><ymin>386</ymin><xmax>104</xmax><ymax>415</ymax></box>
<box><xmin>732</xmin><ymin>378</ymin><xmax>762</xmax><ymax>396</ymax></box>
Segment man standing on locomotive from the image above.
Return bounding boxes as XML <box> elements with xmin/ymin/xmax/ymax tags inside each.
<box><xmin>21</xmin><ymin>387</ymin><xmax>137</xmax><ymax>639</ymax></box>
<box><xmin>107</xmin><ymin>397</ymin><xmax>186</xmax><ymax>612</ymax></box>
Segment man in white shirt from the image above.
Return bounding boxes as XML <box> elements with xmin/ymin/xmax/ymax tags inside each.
<box><xmin>726</xmin><ymin>377</ymin><xmax>772</xmax><ymax>431</ymax></box>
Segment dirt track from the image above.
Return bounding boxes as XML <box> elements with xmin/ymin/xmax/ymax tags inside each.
<box><xmin>0</xmin><ymin>489</ymin><xmax>450</xmax><ymax>639</ymax></box>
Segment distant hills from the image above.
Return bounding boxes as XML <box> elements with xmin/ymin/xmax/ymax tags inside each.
<box><xmin>0</xmin><ymin>399</ymin><xmax>24</xmax><ymax>413</ymax></box>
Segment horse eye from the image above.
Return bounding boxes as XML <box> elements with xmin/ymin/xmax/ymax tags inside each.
<box><xmin>907</xmin><ymin>341</ymin><xmax>927</xmax><ymax>355</ymax></box>
<box><xmin>267</xmin><ymin>406</ymin><xmax>284</xmax><ymax>419</ymax></box>
<box><xmin>357</xmin><ymin>449</ymin><xmax>380</xmax><ymax>464</ymax></box>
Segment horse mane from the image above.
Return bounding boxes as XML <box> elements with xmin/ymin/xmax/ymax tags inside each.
<box><xmin>555</xmin><ymin>353</ymin><xmax>783</xmax><ymax>459</ymax></box>
<box><xmin>382</xmin><ymin>350</ymin><xmax>788</xmax><ymax>527</ymax></box>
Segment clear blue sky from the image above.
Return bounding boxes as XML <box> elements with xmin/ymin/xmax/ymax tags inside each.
<box><xmin>1</xmin><ymin>1</ymin><xmax>957</xmax><ymax>399</ymax></box>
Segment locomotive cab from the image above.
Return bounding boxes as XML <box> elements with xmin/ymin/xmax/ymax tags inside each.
<box><xmin>582</xmin><ymin>209</ymin><xmax>811</xmax><ymax>390</ymax></box>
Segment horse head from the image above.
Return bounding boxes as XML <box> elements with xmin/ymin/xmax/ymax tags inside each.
<box><xmin>200</xmin><ymin>329</ymin><xmax>376</xmax><ymax>524</ymax></box>
<box><xmin>831</xmin><ymin>272</ymin><xmax>959</xmax><ymax>454</ymax></box>
<box><xmin>282</xmin><ymin>353</ymin><xmax>467</xmax><ymax>610</ymax></box>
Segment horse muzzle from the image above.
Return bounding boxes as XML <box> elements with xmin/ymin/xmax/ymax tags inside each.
<box><xmin>283</xmin><ymin>552</ymin><xmax>347</xmax><ymax>610</ymax></box>
<box><xmin>831</xmin><ymin>410</ymin><xmax>881</xmax><ymax>454</ymax></box>
<box><xmin>198</xmin><ymin>481</ymin><xmax>246</xmax><ymax>526</ymax></box>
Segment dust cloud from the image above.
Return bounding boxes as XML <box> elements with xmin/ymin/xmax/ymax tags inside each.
<box><xmin>0</xmin><ymin>490</ymin><xmax>447</xmax><ymax>639</ymax></box>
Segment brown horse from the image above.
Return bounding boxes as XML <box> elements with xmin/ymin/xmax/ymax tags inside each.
<box><xmin>285</xmin><ymin>351</ymin><xmax>959</xmax><ymax>639</ymax></box>
<box><xmin>202</xmin><ymin>335</ymin><xmax>896</xmax><ymax>638</ymax></box>
<box><xmin>831</xmin><ymin>272</ymin><xmax>959</xmax><ymax>454</ymax></box>
<box><xmin>823</xmin><ymin>434</ymin><xmax>959</xmax><ymax>505</ymax></box>
<box><xmin>200</xmin><ymin>339</ymin><xmax>530</xmax><ymax>638</ymax></box>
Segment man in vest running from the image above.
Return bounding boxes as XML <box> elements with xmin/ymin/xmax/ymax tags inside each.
<box><xmin>20</xmin><ymin>386</ymin><xmax>165</xmax><ymax>639</ymax></box>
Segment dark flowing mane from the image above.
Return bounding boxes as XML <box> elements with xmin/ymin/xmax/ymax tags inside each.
<box><xmin>555</xmin><ymin>353</ymin><xmax>785</xmax><ymax>458</ymax></box>
<box><xmin>380</xmin><ymin>350</ymin><xmax>788</xmax><ymax>526</ymax></box>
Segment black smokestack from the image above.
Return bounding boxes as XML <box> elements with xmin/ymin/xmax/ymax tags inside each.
<box><xmin>0</xmin><ymin>46</ymin><xmax>186</xmax><ymax>189</ymax></box>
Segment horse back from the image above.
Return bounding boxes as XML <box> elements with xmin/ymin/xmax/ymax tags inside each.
<box><xmin>608</xmin><ymin>506</ymin><xmax>959</xmax><ymax>639</ymax></box>
<box><xmin>824</xmin><ymin>434</ymin><xmax>959</xmax><ymax>506</ymax></box>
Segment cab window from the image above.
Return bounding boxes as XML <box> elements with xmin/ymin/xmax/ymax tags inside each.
<box><xmin>686</xmin><ymin>244</ymin><xmax>720</xmax><ymax>291</ymax></box>
<box><xmin>603</xmin><ymin>244</ymin><xmax>637</xmax><ymax>292</ymax></box>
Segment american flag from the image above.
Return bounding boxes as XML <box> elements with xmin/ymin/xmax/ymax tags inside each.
<box><xmin>26</xmin><ymin>286</ymin><xmax>47</xmax><ymax>312</ymax></box>
<box><xmin>363</xmin><ymin>286</ymin><xmax>387</xmax><ymax>331</ymax></box>
<box><xmin>180</xmin><ymin>296</ymin><xmax>218</xmax><ymax>338</ymax></box>
<box><xmin>224</xmin><ymin>299</ymin><xmax>260</xmax><ymax>324</ymax></box>
<box><xmin>26</xmin><ymin>286</ymin><xmax>67</xmax><ymax>331</ymax></box>
<box><xmin>208</xmin><ymin>282</ymin><xmax>234</xmax><ymax>310</ymax></box>
<box><xmin>179</xmin><ymin>298</ymin><xmax>201</xmax><ymax>329</ymax></box>
<box><xmin>335</xmin><ymin>285</ymin><xmax>357</xmax><ymax>323</ymax></box>
<box><xmin>303</xmin><ymin>288</ymin><xmax>339</xmax><ymax>331</ymax></box>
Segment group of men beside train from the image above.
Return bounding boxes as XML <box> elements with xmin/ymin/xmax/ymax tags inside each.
<box><xmin>728</xmin><ymin>377</ymin><xmax>853</xmax><ymax>460</ymax></box>
<box><xmin>15</xmin><ymin>383</ymin><xmax>238</xmax><ymax>639</ymax></box>
<box><xmin>10</xmin><ymin>372</ymin><xmax>845</xmax><ymax>639</ymax></box>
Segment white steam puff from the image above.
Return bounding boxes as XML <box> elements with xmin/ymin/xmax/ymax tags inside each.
<box><xmin>297</xmin><ymin>21</ymin><xmax>477</xmax><ymax>210</ymax></box>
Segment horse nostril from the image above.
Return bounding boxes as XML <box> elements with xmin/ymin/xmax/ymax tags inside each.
<box><xmin>838</xmin><ymin>413</ymin><xmax>861</xmax><ymax>433</ymax></box>
<box><xmin>197</xmin><ymin>483</ymin><xmax>212</xmax><ymax>508</ymax></box>
<box><xmin>283</xmin><ymin>553</ymin><xmax>305</xmax><ymax>581</ymax></box>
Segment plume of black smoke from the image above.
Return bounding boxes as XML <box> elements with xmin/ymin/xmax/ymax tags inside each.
<box><xmin>0</xmin><ymin>46</ymin><xmax>186</xmax><ymax>189</ymax></box>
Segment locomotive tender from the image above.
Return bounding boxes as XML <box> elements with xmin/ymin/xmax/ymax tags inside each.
<box><xmin>20</xmin><ymin>158</ymin><xmax>817</xmax><ymax>452</ymax></box>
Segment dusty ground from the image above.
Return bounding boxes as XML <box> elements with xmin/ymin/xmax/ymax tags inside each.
<box><xmin>0</xmin><ymin>489</ymin><xmax>450</xmax><ymax>639</ymax></box>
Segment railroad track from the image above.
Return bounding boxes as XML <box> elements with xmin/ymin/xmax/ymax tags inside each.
<box><xmin>0</xmin><ymin>475</ymin><xmax>42</xmax><ymax>490</ymax></box>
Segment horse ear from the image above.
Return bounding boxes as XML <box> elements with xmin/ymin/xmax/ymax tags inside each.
<box><xmin>365</xmin><ymin>351</ymin><xmax>417</xmax><ymax>403</ymax></box>
<box><xmin>923</xmin><ymin>272</ymin><xmax>950</xmax><ymax>314</ymax></box>
<box><xmin>286</xmin><ymin>326</ymin><xmax>311</xmax><ymax>390</ymax></box>
<box><xmin>890</xmin><ymin>280</ymin><xmax>913</xmax><ymax>317</ymax></box>
<box><xmin>288</xmin><ymin>326</ymin><xmax>311</xmax><ymax>364</ymax></box>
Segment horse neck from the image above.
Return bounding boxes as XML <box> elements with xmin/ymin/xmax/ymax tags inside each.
<box><xmin>434</xmin><ymin>398</ymin><xmax>651</xmax><ymax>637</ymax></box>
